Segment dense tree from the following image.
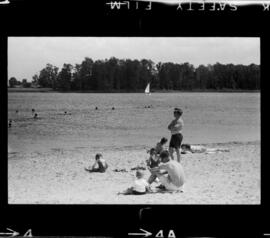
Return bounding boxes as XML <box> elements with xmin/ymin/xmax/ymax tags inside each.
<box><xmin>31</xmin><ymin>58</ymin><xmax>260</xmax><ymax>92</ymax></box>
<box><xmin>104</xmin><ymin>57</ymin><xmax>119</xmax><ymax>91</ymax></box>
<box><xmin>22</xmin><ymin>79</ymin><xmax>27</xmax><ymax>87</ymax></box>
<box><xmin>139</xmin><ymin>59</ymin><xmax>155</xmax><ymax>90</ymax></box>
<box><xmin>72</xmin><ymin>64</ymin><xmax>82</xmax><ymax>90</ymax></box>
<box><xmin>32</xmin><ymin>74</ymin><xmax>39</xmax><ymax>87</ymax></box>
<box><xmin>56</xmin><ymin>64</ymin><xmax>73</xmax><ymax>91</ymax></box>
<box><xmin>79</xmin><ymin>57</ymin><xmax>94</xmax><ymax>90</ymax></box>
<box><xmin>20</xmin><ymin>79</ymin><xmax>31</xmax><ymax>88</ymax></box>
<box><xmin>37</xmin><ymin>64</ymin><xmax>59</xmax><ymax>88</ymax></box>
<box><xmin>9</xmin><ymin>77</ymin><xmax>17</xmax><ymax>88</ymax></box>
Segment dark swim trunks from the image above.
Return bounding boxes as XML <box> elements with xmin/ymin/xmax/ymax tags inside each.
<box><xmin>169</xmin><ymin>133</ymin><xmax>183</xmax><ymax>149</ymax></box>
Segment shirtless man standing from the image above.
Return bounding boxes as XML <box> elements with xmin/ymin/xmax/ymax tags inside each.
<box><xmin>168</xmin><ymin>108</ymin><xmax>184</xmax><ymax>163</ymax></box>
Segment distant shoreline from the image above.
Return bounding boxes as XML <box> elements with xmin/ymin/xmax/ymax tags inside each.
<box><xmin>8</xmin><ymin>87</ymin><xmax>260</xmax><ymax>93</ymax></box>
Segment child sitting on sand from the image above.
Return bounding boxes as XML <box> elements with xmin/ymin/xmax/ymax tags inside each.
<box><xmin>85</xmin><ymin>153</ymin><xmax>108</xmax><ymax>173</ymax></box>
<box><xmin>120</xmin><ymin>170</ymin><xmax>151</xmax><ymax>195</ymax></box>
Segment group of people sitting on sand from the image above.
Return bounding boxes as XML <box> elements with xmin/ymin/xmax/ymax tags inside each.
<box><xmin>127</xmin><ymin>148</ymin><xmax>185</xmax><ymax>195</ymax></box>
<box><xmin>85</xmin><ymin>107</ymin><xmax>186</xmax><ymax>194</ymax></box>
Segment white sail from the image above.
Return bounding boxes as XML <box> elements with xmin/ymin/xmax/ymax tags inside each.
<box><xmin>145</xmin><ymin>83</ymin><xmax>151</xmax><ymax>95</ymax></box>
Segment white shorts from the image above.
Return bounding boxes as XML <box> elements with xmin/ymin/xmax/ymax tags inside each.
<box><xmin>159</xmin><ymin>175</ymin><xmax>183</xmax><ymax>191</ymax></box>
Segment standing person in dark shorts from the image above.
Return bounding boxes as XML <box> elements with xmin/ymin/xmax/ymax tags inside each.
<box><xmin>168</xmin><ymin>108</ymin><xmax>184</xmax><ymax>163</ymax></box>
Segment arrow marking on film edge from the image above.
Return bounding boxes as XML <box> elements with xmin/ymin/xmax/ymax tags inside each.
<box><xmin>128</xmin><ymin>228</ymin><xmax>152</xmax><ymax>237</ymax></box>
<box><xmin>0</xmin><ymin>228</ymin><xmax>19</xmax><ymax>237</ymax></box>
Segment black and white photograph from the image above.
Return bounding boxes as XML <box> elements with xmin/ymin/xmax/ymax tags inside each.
<box><xmin>8</xmin><ymin>37</ymin><xmax>260</xmax><ymax>204</ymax></box>
<box><xmin>1</xmin><ymin>0</ymin><xmax>269</xmax><ymax>237</ymax></box>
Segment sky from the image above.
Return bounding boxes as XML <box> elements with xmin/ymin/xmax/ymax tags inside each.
<box><xmin>8</xmin><ymin>37</ymin><xmax>260</xmax><ymax>82</ymax></box>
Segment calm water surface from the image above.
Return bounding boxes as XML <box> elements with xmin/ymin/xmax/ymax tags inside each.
<box><xmin>8</xmin><ymin>92</ymin><xmax>260</xmax><ymax>153</ymax></box>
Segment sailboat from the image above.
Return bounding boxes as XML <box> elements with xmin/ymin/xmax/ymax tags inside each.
<box><xmin>145</xmin><ymin>82</ymin><xmax>151</xmax><ymax>95</ymax></box>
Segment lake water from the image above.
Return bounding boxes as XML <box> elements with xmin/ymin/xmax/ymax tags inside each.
<box><xmin>8</xmin><ymin>92</ymin><xmax>260</xmax><ymax>153</ymax></box>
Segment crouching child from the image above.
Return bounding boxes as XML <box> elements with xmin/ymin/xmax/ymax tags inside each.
<box><xmin>85</xmin><ymin>153</ymin><xmax>108</xmax><ymax>173</ymax></box>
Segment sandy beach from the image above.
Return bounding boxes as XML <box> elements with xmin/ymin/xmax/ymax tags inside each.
<box><xmin>8</xmin><ymin>141</ymin><xmax>260</xmax><ymax>204</ymax></box>
<box><xmin>7</xmin><ymin>92</ymin><xmax>260</xmax><ymax>204</ymax></box>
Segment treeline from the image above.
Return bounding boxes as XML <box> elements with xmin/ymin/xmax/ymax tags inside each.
<box><xmin>26</xmin><ymin>57</ymin><xmax>261</xmax><ymax>91</ymax></box>
<box><xmin>8</xmin><ymin>77</ymin><xmax>32</xmax><ymax>88</ymax></box>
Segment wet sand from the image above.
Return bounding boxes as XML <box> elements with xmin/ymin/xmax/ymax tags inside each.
<box><xmin>8</xmin><ymin>141</ymin><xmax>260</xmax><ymax>204</ymax></box>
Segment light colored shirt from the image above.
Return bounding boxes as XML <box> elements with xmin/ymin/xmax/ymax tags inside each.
<box><xmin>169</xmin><ymin>118</ymin><xmax>184</xmax><ymax>135</ymax></box>
<box><xmin>159</xmin><ymin>160</ymin><xmax>185</xmax><ymax>187</ymax></box>
<box><xmin>133</xmin><ymin>178</ymin><xmax>149</xmax><ymax>193</ymax></box>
